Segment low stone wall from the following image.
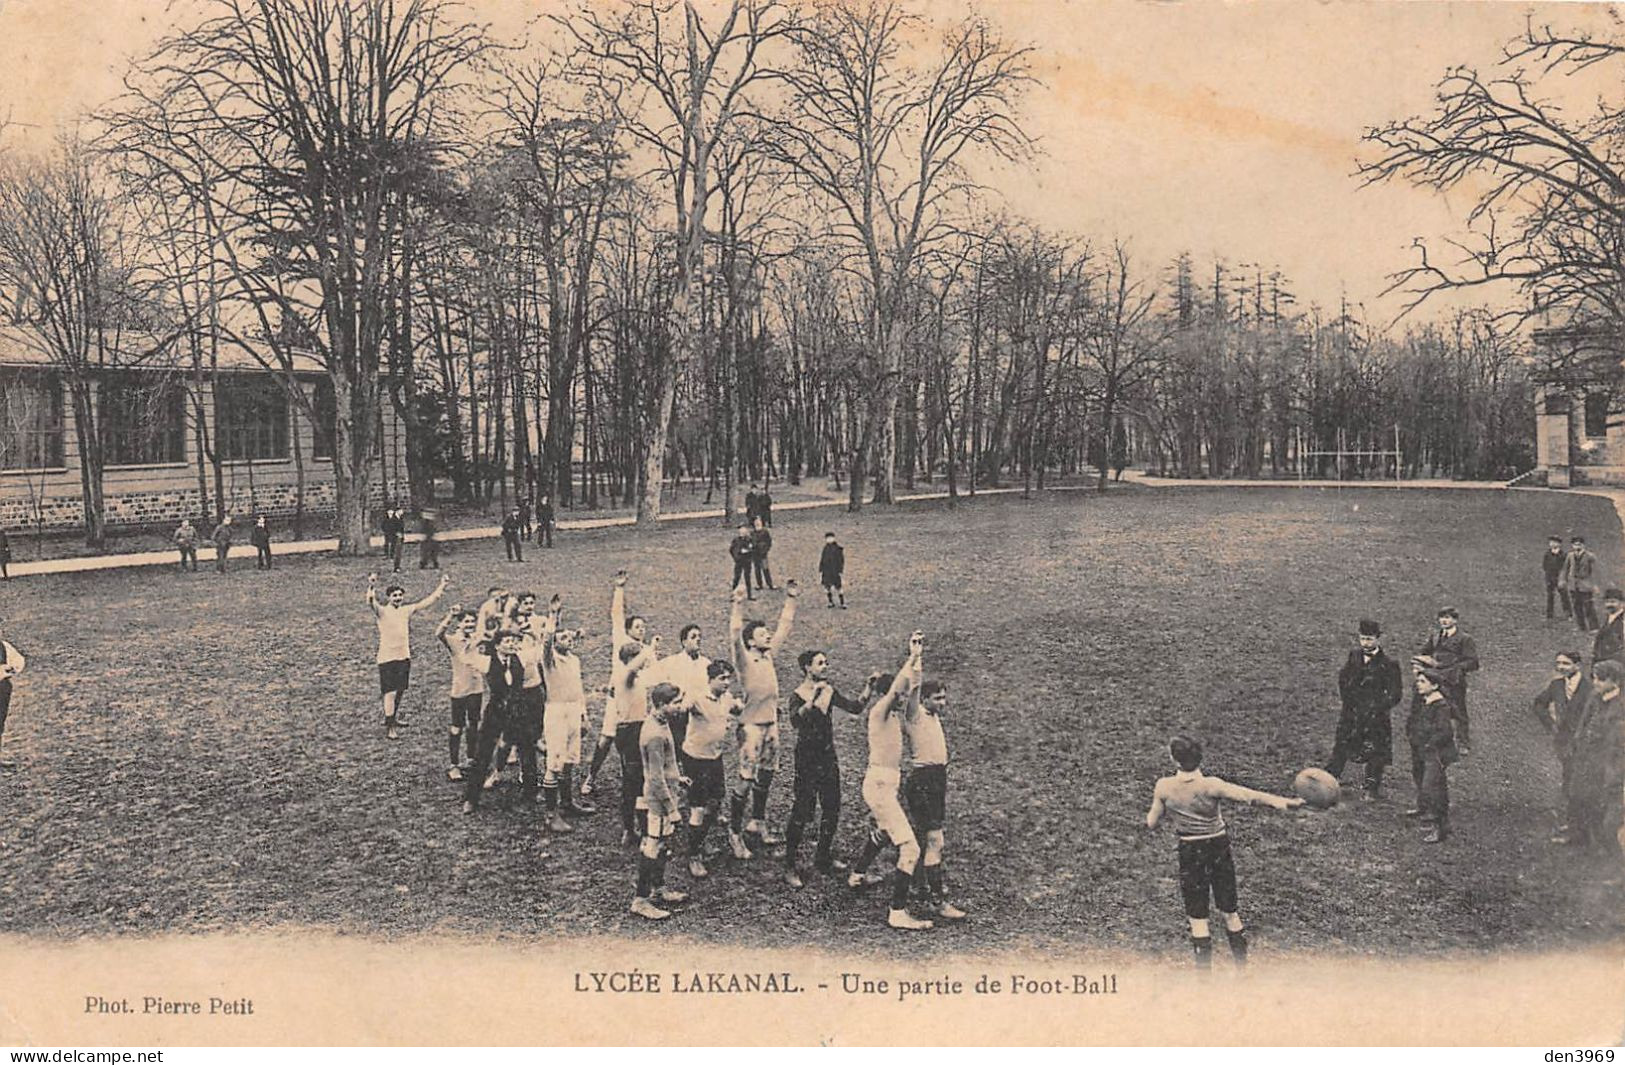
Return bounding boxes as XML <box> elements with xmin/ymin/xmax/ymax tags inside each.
<box><xmin>0</xmin><ymin>480</ymin><xmax>388</xmax><ymax>531</ymax></box>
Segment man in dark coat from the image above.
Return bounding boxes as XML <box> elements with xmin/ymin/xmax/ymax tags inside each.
<box><xmin>536</xmin><ymin>494</ymin><xmax>555</xmax><ymax>548</ymax></box>
<box><xmin>1532</xmin><ymin>649</ymin><xmax>1591</xmax><ymax>844</ymax></box>
<box><xmin>1326</xmin><ymin>619</ymin><xmax>1404</xmax><ymax>800</ymax></box>
<box><xmin>744</xmin><ymin>484</ymin><xmax>761</xmax><ymax>526</ymax></box>
<box><xmin>501</xmin><ymin>508</ymin><xmax>525</xmax><ymax>563</ymax></box>
<box><xmin>819</xmin><ymin>532</ymin><xmax>846</xmax><ymax>609</ymax></box>
<box><xmin>729</xmin><ymin>524</ymin><xmax>755</xmax><ymax>599</ymax></box>
<box><xmin>758</xmin><ymin>484</ymin><xmax>774</xmax><ymax>527</ymax></box>
<box><xmin>749</xmin><ymin>517</ymin><xmax>775</xmax><ymax>591</ymax></box>
<box><xmin>1564</xmin><ymin>659</ymin><xmax>1625</xmax><ymax>853</ymax></box>
<box><xmin>1422</xmin><ymin>606</ymin><xmax>1480</xmax><ymax>755</ymax></box>
<box><xmin>1594</xmin><ymin>588</ymin><xmax>1625</xmax><ymax>665</ymax></box>
<box><xmin>1543</xmin><ymin>535</ymin><xmax>1571</xmax><ymax>620</ymax></box>
<box><xmin>381</xmin><ymin>508</ymin><xmax>405</xmax><ymax>572</ymax></box>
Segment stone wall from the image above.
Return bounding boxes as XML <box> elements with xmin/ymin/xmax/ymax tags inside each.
<box><xmin>0</xmin><ymin>479</ymin><xmax>390</xmax><ymax>532</ymax></box>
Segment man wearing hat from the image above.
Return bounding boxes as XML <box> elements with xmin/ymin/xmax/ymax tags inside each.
<box><xmin>1405</xmin><ymin>657</ymin><xmax>1460</xmax><ymax>844</ymax></box>
<box><xmin>1563</xmin><ymin>536</ymin><xmax>1601</xmax><ymax>633</ymax></box>
<box><xmin>1326</xmin><ymin>619</ymin><xmax>1405</xmax><ymax>800</ymax></box>
<box><xmin>1422</xmin><ymin>607</ymin><xmax>1480</xmax><ymax>756</ymax></box>
<box><xmin>1594</xmin><ymin>589</ymin><xmax>1625</xmax><ymax>665</ymax></box>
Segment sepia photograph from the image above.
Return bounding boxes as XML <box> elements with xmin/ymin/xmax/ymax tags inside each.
<box><xmin>0</xmin><ymin>0</ymin><xmax>1621</xmax><ymax>1049</ymax></box>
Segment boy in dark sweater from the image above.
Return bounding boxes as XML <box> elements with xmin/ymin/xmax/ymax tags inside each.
<box><xmin>819</xmin><ymin>532</ymin><xmax>846</xmax><ymax>609</ymax></box>
<box><xmin>1406</xmin><ymin>658</ymin><xmax>1460</xmax><ymax>843</ymax></box>
<box><xmin>1543</xmin><ymin>535</ymin><xmax>1571</xmax><ymax>619</ymax></box>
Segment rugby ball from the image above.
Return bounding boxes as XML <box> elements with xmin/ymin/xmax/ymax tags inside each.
<box><xmin>1293</xmin><ymin>767</ymin><xmax>1340</xmax><ymax>809</ymax></box>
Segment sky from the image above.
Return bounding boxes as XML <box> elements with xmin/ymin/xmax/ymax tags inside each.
<box><xmin>0</xmin><ymin>0</ymin><xmax>1616</xmax><ymax>326</ymax></box>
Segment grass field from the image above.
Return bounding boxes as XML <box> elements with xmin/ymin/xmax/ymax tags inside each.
<box><xmin>1</xmin><ymin>485</ymin><xmax>1622</xmax><ymax>961</ymax></box>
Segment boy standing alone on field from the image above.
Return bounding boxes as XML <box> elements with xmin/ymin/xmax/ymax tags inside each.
<box><xmin>1145</xmin><ymin>736</ymin><xmax>1303</xmax><ymax>968</ymax></box>
<box><xmin>1564</xmin><ymin>536</ymin><xmax>1601</xmax><ymax>633</ymax></box>
<box><xmin>1544</xmin><ymin>535</ymin><xmax>1571</xmax><ymax>620</ymax></box>
<box><xmin>174</xmin><ymin>519</ymin><xmax>199</xmax><ymax>572</ymax></box>
<box><xmin>819</xmin><ymin>532</ymin><xmax>846</xmax><ymax>609</ymax></box>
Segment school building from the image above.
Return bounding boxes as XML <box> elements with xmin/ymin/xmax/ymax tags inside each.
<box><xmin>1532</xmin><ymin>323</ymin><xmax>1625</xmax><ymax>488</ymax></box>
<box><xmin>0</xmin><ymin>327</ymin><xmax>407</xmax><ymax>531</ymax></box>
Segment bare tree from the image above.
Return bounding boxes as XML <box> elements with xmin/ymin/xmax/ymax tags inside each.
<box><xmin>557</xmin><ymin>0</ymin><xmax>795</xmax><ymax>525</ymax></box>
<box><xmin>1360</xmin><ymin>17</ymin><xmax>1625</xmax><ymax>333</ymax></box>
<box><xmin>768</xmin><ymin>0</ymin><xmax>1033</xmax><ymax>508</ymax></box>
<box><xmin>0</xmin><ymin>138</ymin><xmax>158</xmax><ymax>548</ymax></box>
<box><xmin>107</xmin><ymin>0</ymin><xmax>491</xmax><ymax>554</ymax></box>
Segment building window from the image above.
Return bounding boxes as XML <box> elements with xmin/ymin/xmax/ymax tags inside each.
<box><xmin>312</xmin><ymin>377</ymin><xmax>336</xmax><ymax>460</ymax></box>
<box><xmin>215</xmin><ymin>375</ymin><xmax>289</xmax><ymax>461</ymax></box>
<box><xmin>1545</xmin><ymin>391</ymin><xmax>1571</xmax><ymax>416</ymax></box>
<box><xmin>1585</xmin><ymin>392</ymin><xmax>1611</xmax><ymax>439</ymax></box>
<box><xmin>101</xmin><ymin>372</ymin><xmax>185</xmax><ymax>466</ymax></box>
<box><xmin>0</xmin><ymin>370</ymin><xmax>64</xmax><ymax>469</ymax></box>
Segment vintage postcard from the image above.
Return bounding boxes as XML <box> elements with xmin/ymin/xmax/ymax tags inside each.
<box><xmin>0</xmin><ymin>0</ymin><xmax>1621</xmax><ymax>1049</ymax></box>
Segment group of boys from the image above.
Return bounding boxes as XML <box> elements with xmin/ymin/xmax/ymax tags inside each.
<box><xmin>171</xmin><ymin>515</ymin><xmax>274</xmax><ymax>573</ymax></box>
<box><xmin>1534</xmin><ymin>534</ymin><xmax>1625</xmax><ymax>856</ymax></box>
<box><xmin>372</xmin><ymin>564</ymin><xmax>963</xmax><ymax>930</ymax></box>
<box><xmin>1322</xmin><ymin>610</ymin><xmax>1478</xmax><ymax>844</ymax></box>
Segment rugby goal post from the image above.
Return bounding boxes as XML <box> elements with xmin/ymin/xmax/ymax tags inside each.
<box><xmin>1296</xmin><ymin>426</ymin><xmax>1403</xmax><ymax>489</ymax></box>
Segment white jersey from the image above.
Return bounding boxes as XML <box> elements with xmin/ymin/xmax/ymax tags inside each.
<box><xmin>376</xmin><ymin>604</ymin><xmax>414</xmax><ymax>664</ymax></box>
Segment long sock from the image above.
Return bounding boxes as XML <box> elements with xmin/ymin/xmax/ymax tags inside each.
<box><xmin>838</xmin><ymin>592</ymin><xmax>845</xmax><ymax>606</ymax></box>
<box><xmin>1226</xmin><ymin>929</ymin><xmax>1249</xmax><ymax>964</ymax></box>
<box><xmin>689</xmin><ymin>816</ymin><xmax>711</xmax><ymax>856</ymax></box>
<box><xmin>635</xmin><ymin>855</ymin><xmax>654</xmax><ymax>898</ymax></box>
<box><xmin>854</xmin><ymin>831</ymin><xmax>883</xmax><ymax>873</ymax></box>
<box><xmin>448</xmin><ymin>730</ymin><xmax>461</xmax><ymax>766</ymax></box>
<box><xmin>653</xmin><ymin>847</ymin><xmax>668</xmax><ymax>890</ymax></box>
<box><xmin>542</xmin><ymin>783</ymin><xmax>559</xmax><ymax>811</ymax></box>
<box><xmin>560</xmin><ymin>766</ymin><xmax>576</xmax><ymax>807</ymax></box>
<box><xmin>752</xmin><ymin>771</ymin><xmax>774</xmax><ymax>820</ymax></box>
<box><xmin>467</xmin><ymin>723</ymin><xmax>480</xmax><ymax>762</ymax></box>
<box><xmin>784</xmin><ymin>821</ymin><xmax>804</xmax><ymax>867</ymax></box>
<box><xmin>1191</xmin><ymin>936</ymin><xmax>1213</xmax><ymax>969</ymax></box>
<box><xmin>729</xmin><ymin>790</ymin><xmax>748</xmax><ymax>830</ymax></box>
<box><xmin>890</xmin><ymin>868</ymin><xmax>912</xmax><ymax>911</ymax></box>
<box><xmin>589</xmin><ymin>738</ymin><xmax>612</xmax><ymax>778</ymax></box>
<box><xmin>925</xmin><ymin>863</ymin><xmax>945</xmax><ymax>902</ymax></box>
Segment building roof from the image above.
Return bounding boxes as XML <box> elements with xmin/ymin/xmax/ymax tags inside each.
<box><xmin>0</xmin><ymin>325</ymin><xmax>327</xmax><ymax>374</ymax></box>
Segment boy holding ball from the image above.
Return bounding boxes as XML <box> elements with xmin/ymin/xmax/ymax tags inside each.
<box><xmin>1146</xmin><ymin>736</ymin><xmax>1304</xmax><ymax>968</ymax></box>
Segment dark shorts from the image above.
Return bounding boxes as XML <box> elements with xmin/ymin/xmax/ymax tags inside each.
<box><xmin>450</xmin><ymin>693</ymin><xmax>482</xmax><ymax>730</ymax></box>
<box><xmin>378</xmin><ymin>659</ymin><xmax>411</xmax><ymax>694</ymax></box>
<box><xmin>904</xmin><ymin>764</ymin><xmax>948</xmax><ymax>832</ymax></box>
<box><xmin>1176</xmin><ymin>834</ymin><xmax>1238</xmax><ymax>919</ymax></box>
<box><xmin>681</xmin><ymin>752</ymin><xmax>727</xmax><ymax>807</ymax></box>
<box><xmin>821</xmin><ymin>574</ymin><xmax>843</xmax><ymax>590</ymax></box>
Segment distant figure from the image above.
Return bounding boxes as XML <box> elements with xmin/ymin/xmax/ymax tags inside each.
<box><xmin>381</xmin><ymin>508</ymin><xmax>405</xmax><ymax>572</ymax></box>
<box><xmin>0</xmin><ymin>527</ymin><xmax>10</xmax><ymax>580</ymax></box>
<box><xmin>1543</xmin><ymin>535</ymin><xmax>1571</xmax><ymax>620</ymax></box>
<box><xmin>749</xmin><ymin>517</ymin><xmax>775</xmax><ymax>591</ymax></box>
<box><xmin>501</xmin><ymin>508</ymin><xmax>525</xmax><ymax>563</ymax></box>
<box><xmin>819</xmin><ymin>532</ymin><xmax>846</xmax><ymax>609</ymax></box>
<box><xmin>419</xmin><ymin>510</ymin><xmax>440</xmax><ymax>570</ymax></box>
<box><xmin>1596</xmin><ymin>588</ymin><xmax>1625</xmax><ymax>666</ymax></box>
<box><xmin>173</xmin><ymin>519</ymin><xmax>199</xmax><ymax>573</ymax></box>
<box><xmin>211</xmin><ymin>516</ymin><xmax>234</xmax><ymax>574</ymax></box>
<box><xmin>537</xmin><ymin>494</ymin><xmax>555</xmax><ymax>549</ymax></box>
<box><xmin>744</xmin><ymin>484</ymin><xmax>761</xmax><ymax>527</ymax></box>
<box><xmin>1564</xmin><ymin>536</ymin><xmax>1601</xmax><ymax>633</ymax></box>
<box><xmin>759</xmin><ymin>484</ymin><xmax>773</xmax><ymax>527</ymax></box>
<box><xmin>0</xmin><ymin>618</ymin><xmax>26</xmax><ymax>770</ymax></box>
<box><xmin>518</xmin><ymin>499</ymin><xmax>533</xmax><ymax>541</ymax></box>
<box><xmin>729</xmin><ymin>523</ymin><xmax>755</xmax><ymax>599</ymax></box>
<box><xmin>251</xmin><ymin>515</ymin><xmax>273</xmax><ymax>570</ymax></box>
